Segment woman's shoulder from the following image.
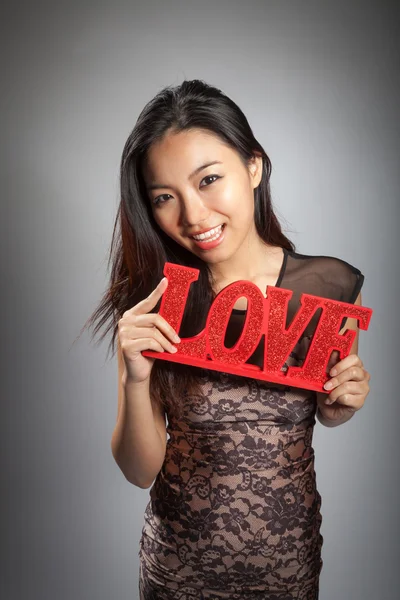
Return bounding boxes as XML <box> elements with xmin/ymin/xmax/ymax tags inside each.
<box><xmin>287</xmin><ymin>247</ymin><xmax>362</xmax><ymax>271</ymax></box>
<box><xmin>284</xmin><ymin>248</ymin><xmax>364</xmax><ymax>304</ymax></box>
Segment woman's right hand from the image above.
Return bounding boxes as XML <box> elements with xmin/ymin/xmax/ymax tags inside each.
<box><xmin>117</xmin><ymin>277</ymin><xmax>181</xmax><ymax>384</ymax></box>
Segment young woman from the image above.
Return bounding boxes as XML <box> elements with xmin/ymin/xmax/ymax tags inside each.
<box><xmin>86</xmin><ymin>79</ymin><xmax>370</xmax><ymax>599</ymax></box>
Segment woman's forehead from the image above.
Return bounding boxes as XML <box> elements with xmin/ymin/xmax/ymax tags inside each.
<box><xmin>143</xmin><ymin>130</ymin><xmax>235</xmax><ymax>181</ymax></box>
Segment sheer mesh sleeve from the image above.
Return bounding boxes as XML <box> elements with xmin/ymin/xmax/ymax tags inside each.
<box><xmin>319</xmin><ymin>255</ymin><xmax>365</xmax><ymax>330</ymax></box>
<box><xmin>275</xmin><ymin>251</ymin><xmax>365</xmax><ymax>336</ymax></box>
<box><xmin>322</xmin><ymin>256</ymin><xmax>365</xmax><ymax>304</ymax></box>
<box><xmin>340</xmin><ymin>261</ymin><xmax>364</xmax><ymax>304</ymax></box>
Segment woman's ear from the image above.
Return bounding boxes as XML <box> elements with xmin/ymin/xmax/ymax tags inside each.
<box><xmin>249</xmin><ymin>154</ymin><xmax>263</xmax><ymax>189</ymax></box>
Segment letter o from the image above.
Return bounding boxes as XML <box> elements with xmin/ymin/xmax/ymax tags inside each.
<box><xmin>207</xmin><ymin>282</ymin><xmax>265</xmax><ymax>364</ymax></box>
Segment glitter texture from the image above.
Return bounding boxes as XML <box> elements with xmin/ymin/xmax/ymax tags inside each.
<box><xmin>158</xmin><ymin>262</ymin><xmax>207</xmax><ymax>359</ymax></box>
<box><xmin>287</xmin><ymin>298</ymin><xmax>372</xmax><ymax>387</ymax></box>
<box><xmin>141</xmin><ymin>262</ymin><xmax>374</xmax><ymax>392</ymax></box>
<box><xmin>207</xmin><ymin>281</ymin><xmax>264</xmax><ymax>364</ymax></box>
<box><xmin>264</xmin><ymin>288</ymin><xmax>320</xmax><ymax>373</ymax></box>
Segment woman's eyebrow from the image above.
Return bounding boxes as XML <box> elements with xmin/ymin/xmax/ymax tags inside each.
<box><xmin>147</xmin><ymin>160</ymin><xmax>223</xmax><ymax>191</ymax></box>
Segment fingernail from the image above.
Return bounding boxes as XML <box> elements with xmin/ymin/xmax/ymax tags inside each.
<box><xmin>330</xmin><ymin>368</ymin><xmax>337</xmax><ymax>376</ymax></box>
<box><xmin>324</xmin><ymin>380</ymin><xmax>333</xmax><ymax>390</ymax></box>
<box><xmin>325</xmin><ymin>398</ymin><xmax>332</xmax><ymax>404</ymax></box>
<box><xmin>170</xmin><ymin>346</ymin><xmax>177</xmax><ymax>353</ymax></box>
<box><xmin>173</xmin><ymin>334</ymin><xmax>181</xmax><ymax>343</ymax></box>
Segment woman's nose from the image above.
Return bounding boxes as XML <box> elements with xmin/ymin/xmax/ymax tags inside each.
<box><xmin>180</xmin><ymin>195</ymin><xmax>210</xmax><ymax>227</ymax></box>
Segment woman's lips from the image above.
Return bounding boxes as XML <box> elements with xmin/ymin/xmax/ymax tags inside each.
<box><xmin>190</xmin><ymin>224</ymin><xmax>226</xmax><ymax>250</ymax></box>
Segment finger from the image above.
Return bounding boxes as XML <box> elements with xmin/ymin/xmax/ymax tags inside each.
<box><xmin>323</xmin><ymin>365</ymin><xmax>365</xmax><ymax>391</ymax></box>
<box><xmin>328</xmin><ymin>353</ymin><xmax>363</xmax><ymax>377</ymax></box>
<box><xmin>325</xmin><ymin>394</ymin><xmax>363</xmax><ymax>412</ymax></box>
<box><xmin>128</xmin><ymin>326</ymin><xmax>178</xmax><ymax>353</ymax></box>
<box><xmin>325</xmin><ymin>381</ymin><xmax>365</xmax><ymax>405</ymax></box>
<box><xmin>129</xmin><ymin>278</ymin><xmax>168</xmax><ymax>316</ymax></box>
<box><xmin>133</xmin><ymin>313</ymin><xmax>181</xmax><ymax>344</ymax></box>
<box><xmin>123</xmin><ymin>337</ymin><xmax>169</xmax><ymax>355</ymax></box>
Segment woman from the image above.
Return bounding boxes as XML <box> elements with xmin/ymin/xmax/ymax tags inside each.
<box><xmin>86</xmin><ymin>80</ymin><xmax>370</xmax><ymax>599</ymax></box>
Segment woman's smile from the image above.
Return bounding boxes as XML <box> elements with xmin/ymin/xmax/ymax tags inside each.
<box><xmin>189</xmin><ymin>223</ymin><xmax>226</xmax><ymax>250</ymax></box>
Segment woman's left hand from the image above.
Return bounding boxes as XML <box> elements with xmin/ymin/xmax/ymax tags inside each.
<box><xmin>317</xmin><ymin>353</ymin><xmax>371</xmax><ymax>422</ymax></box>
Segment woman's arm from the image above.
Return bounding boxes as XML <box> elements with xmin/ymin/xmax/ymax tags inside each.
<box><xmin>111</xmin><ymin>338</ymin><xmax>167</xmax><ymax>488</ymax></box>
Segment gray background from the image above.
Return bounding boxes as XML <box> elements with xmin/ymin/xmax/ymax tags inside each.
<box><xmin>2</xmin><ymin>1</ymin><xmax>399</xmax><ymax>598</ymax></box>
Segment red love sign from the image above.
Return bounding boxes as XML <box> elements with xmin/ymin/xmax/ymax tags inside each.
<box><xmin>142</xmin><ymin>262</ymin><xmax>373</xmax><ymax>392</ymax></box>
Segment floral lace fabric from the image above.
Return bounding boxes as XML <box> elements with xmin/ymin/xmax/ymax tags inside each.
<box><xmin>139</xmin><ymin>335</ymin><xmax>324</xmax><ymax>600</ymax></box>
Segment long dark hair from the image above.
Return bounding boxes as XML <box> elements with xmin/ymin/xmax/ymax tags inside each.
<box><xmin>79</xmin><ymin>79</ymin><xmax>295</xmax><ymax>419</ymax></box>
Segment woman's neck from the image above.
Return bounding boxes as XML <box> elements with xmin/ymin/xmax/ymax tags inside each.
<box><xmin>209</xmin><ymin>236</ymin><xmax>282</xmax><ymax>291</ymax></box>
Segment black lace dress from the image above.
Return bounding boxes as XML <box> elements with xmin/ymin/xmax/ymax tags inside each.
<box><xmin>138</xmin><ymin>249</ymin><xmax>364</xmax><ymax>600</ymax></box>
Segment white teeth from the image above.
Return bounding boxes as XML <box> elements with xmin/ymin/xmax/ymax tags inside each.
<box><xmin>192</xmin><ymin>224</ymin><xmax>223</xmax><ymax>241</ymax></box>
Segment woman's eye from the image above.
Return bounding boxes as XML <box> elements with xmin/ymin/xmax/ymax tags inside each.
<box><xmin>200</xmin><ymin>174</ymin><xmax>220</xmax><ymax>187</ymax></box>
<box><xmin>153</xmin><ymin>194</ymin><xmax>171</xmax><ymax>206</ymax></box>
<box><xmin>153</xmin><ymin>175</ymin><xmax>220</xmax><ymax>206</ymax></box>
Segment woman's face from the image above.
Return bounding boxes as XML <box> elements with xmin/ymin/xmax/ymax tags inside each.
<box><xmin>142</xmin><ymin>128</ymin><xmax>263</xmax><ymax>265</ymax></box>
